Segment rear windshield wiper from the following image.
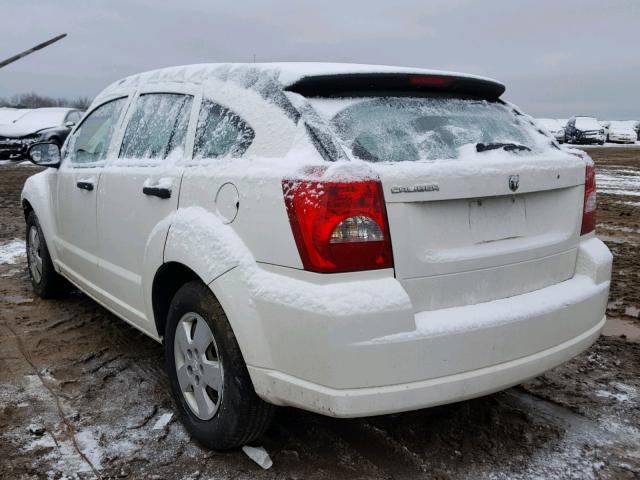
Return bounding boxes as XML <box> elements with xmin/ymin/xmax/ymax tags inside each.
<box><xmin>476</xmin><ymin>142</ymin><xmax>531</xmax><ymax>153</ymax></box>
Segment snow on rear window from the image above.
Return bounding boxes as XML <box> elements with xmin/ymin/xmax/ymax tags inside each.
<box><xmin>307</xmin><ymin>95</ymin><xmax>549</xmax><ymax>162</ymax></box>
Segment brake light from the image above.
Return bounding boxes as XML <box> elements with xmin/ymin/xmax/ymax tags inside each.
<box><xmin>408</xmin><ymin>75</ymin><xmax>453</xmax><ymax>87</ymax></box>
<box><xmin>581</xmin><ymin>163</ymin><xmax>596</xmax><ymax>235</ymax></box>
<box><xmin>282</xmin><ymin>179</ymin><xmax>393</xmax><ymax>273</ymax></box>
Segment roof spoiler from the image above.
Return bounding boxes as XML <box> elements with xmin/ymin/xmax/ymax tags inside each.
<box><xmin>285</xmin><ymin>73</ymin><xmax>505</xmax><ymax>100</ymax></box>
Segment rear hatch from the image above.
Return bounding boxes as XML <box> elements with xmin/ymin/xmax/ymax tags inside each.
<box><xmin>375</xmin><ymin>155</ymin><xmax>583</xmax><ymax>311</ymax></box>
<box><xmin>293</xmin><ymin>73</ymin><xmax>586</xmax><ymax>312</ymax></box>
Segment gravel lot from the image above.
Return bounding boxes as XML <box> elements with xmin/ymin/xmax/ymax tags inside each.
<box><xmin>1</xmin><ymin>150</ymin><xmax>639</xmax><ymax>479</ymax></box>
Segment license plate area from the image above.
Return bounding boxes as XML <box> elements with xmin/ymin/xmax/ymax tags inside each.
<box><xmin>469</xmin><ymin>196</ymin><xmax>526</xmax><ymax>243</ymax></box>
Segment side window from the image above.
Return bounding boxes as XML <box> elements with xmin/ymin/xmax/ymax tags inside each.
<box><xmin>194</xmin><ymin>100</ymin><xmax>255</xmax><ymax>159</ymax></box>
<box><xmin>66</xmin><ymin>98</ymin><xmax>126</xmax><ymax>165</ymax></box>
<box><xmin>68</xmin><ymin>111</ymin><xmax>82</xmax><ymax>124</ymax></box>
<box><xmin>119</xmin><ymin>93</ymin><xmax>193</xmax><ymax>160</ymax></box>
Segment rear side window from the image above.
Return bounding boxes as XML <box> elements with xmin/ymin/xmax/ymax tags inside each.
<box><xmin>66</xmin><ymin>98</ymin><xmax>126</xmax><ymax>165</ymax></box>
<box><xmin>120</xmin><ymin>93</ymin><xmax>193</xmax><ymax>160</ymax></box>
<box><xmin>194</xmin><ymin>100</ymin><xmax>254</xmax><ymax>159</ymax></box>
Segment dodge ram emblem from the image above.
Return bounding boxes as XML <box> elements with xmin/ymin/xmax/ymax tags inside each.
<box><xmin>508</xmin><ymin>174</ymin><xmax>520</xmax><ymax>192</ymax></box>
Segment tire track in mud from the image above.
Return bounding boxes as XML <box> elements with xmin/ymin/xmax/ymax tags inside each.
<box><xmin>2</xmin><ymin>321</ymin><xmax>103</xmax><ymax>479</ymax></box>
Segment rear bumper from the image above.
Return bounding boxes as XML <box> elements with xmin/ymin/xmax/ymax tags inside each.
<box><xmin>249</xmin><ymin>316</ymin><xmax>604</xmax><ymax>417</ymax></box>
<box><xmin>244</xmin><ymin>237</ymin><xmax>611</xmax><ymax>417</ymax></box>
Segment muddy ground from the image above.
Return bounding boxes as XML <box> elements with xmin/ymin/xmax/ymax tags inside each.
<box><xmin>1</xmin><ymin>150</ymin><xmax>639</xmax><ymax>479</ymax></box>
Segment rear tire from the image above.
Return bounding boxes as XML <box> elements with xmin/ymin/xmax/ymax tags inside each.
<box><xmin>26</xmin><ymin>211</ymin><xmax>69</xmax><ymax>298</ymax></box>
<box><xmin>164</xmin><ymin>281</ymin><xmax>274</xmax><ymax>450</ymax></box>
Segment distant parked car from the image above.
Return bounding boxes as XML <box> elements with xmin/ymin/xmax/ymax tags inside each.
<box><xmin>0</xmin><ymin>107</ymin><xmax>83</xmax><ymax>160</ymax></box>
<box><xmin>564</xmin><ymin>116</ymin><xmax>605</xmax><ymax>145</ymax></box>
<box><xmin>0</xmin><ymin>107</ymin><xmax>31</xmax><ymax>125</ymax></box>
<box><xmin>607</xmin><ymin>121</ymin><xmax>637</xmax><ymax>144</ymax></box>
<box><xmin>537</xmin><ymin>118</ymin><xmax>564</xmax><ymax>143</ymax></box>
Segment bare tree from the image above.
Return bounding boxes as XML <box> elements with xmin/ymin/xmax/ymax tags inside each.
<box><xmin>0</xmin><ymin>92</ymin><xmax>92</xmax><ymax>110</ymax></box>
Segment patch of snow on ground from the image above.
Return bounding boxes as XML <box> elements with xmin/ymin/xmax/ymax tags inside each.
<box><xmin>595</xmin><ymin>383</ymin><xmax>637</xmax><ymax>403</ymax></box>
<box><xmin>0</xmin><ymin>239</ymin><xmax>25</xmax><ymax>264</ymax></box>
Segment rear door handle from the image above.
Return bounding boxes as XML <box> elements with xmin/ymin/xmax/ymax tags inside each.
<box><xmin>76</xmin><ymin>180</ymin><xmax>94</xmax><ymax>191</ymax></box>
<box><xmin>142</xmin><ymin>186</ymin><xmax>172</xmax><ymax>199</ymax></box>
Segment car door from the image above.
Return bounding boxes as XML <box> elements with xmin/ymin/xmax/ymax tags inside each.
<box><xmin>54</xmin><ymin>97</ymin><xmax>128</xmax><ymax>293</ymax></box>
<box><xmin>96</xmin><ymin>87</ymin><xmax>199</xmax><ymax>329</ymax></box>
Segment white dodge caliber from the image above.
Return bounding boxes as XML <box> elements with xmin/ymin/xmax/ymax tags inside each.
<box><xmin>21</xmin><ymin>63</ymin><xmax>612</xmax><ymax>449</ymax></box>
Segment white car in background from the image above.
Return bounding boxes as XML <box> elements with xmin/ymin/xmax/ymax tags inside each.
<box><xmin>607</xmin><ymin>121</ymin><xmax>637</xmax><ymax>144</ymax></box>
<box><xmin>536</xmin><ymin>118</ymin><xmax>564</xmax><ymax>143</ymax></box>
<box><xmin>20</xmin><ymin>63</ymin><xmax>612</xmax><ymax>449</ymax></box>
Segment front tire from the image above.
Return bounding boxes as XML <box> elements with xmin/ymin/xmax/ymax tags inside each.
<box><xmin>165</xmin><ymin>281</ymin><xmax>274</xmax><ymax>450</ymax></box>
<box><xmin>26</xmin><ymin>211</ymin><xmax>68</xmax><ymax>298</ymax></box>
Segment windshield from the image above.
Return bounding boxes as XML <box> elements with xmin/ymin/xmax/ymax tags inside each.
<box><xmin>0</xmin><ymin>108</ymin><xmax>30</xmax><ymax>124</ymax></box>
<box><xmin>14</xmin><ymin>109</ymin><xmax>66</xmax><ymax>125</ymax></box>
<box><xmin>308</xmin><ymin>95</ymin><xmax>547</xmax><ymax>162</ymax></box>
<box><xmin>575</xmin><ymin>117</ymin><xmax>601</xmax><ymax>131</ymax></box>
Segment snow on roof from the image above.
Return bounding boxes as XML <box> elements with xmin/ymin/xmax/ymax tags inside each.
<box><xmin>99</xmin><ymin>62</ymin><xmax>503</xmax><ymax>99</ymax></box>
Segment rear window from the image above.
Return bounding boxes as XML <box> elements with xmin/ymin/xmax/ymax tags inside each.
<box><xmin>307</xmin><ymin>95</ymin><xmax>548</xmax><ymax>162</ymax></box>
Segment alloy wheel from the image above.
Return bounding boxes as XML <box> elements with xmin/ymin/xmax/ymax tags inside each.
<box><xmin>174</xmin><ymin>312</ymin><xmax>224</xmax><ymax>420</ymax></box>
<box><xmin>27</xmin><ymin>225</ymin><xmax>42</xmax><ymax>284</ymax></box>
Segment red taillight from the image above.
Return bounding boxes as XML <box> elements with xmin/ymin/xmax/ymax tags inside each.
<box><xmin>282</xmin><ymin>179</ymin><xmax>394</xmax><ymax>273</ymax></box>
<box><xmin>581</xmin><ymin>162</ymin><xmax>597</xmax><ymax>235</ymax></box>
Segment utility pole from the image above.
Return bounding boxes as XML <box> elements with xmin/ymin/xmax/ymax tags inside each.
<box><xmin>0</xmin><ymin>34</ymin><xmax>67</xmax><ymax>70</ymax></box>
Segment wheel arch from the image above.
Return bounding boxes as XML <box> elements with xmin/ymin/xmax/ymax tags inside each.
<box><xmin>20</xmin><ymin>170</ymin><xmax>60</xmax><ymax>266</ymax></box>
<box><xmin>151</xmin><ymin>207</ymin><xmax>273</xmax><ymax>368</ymax></box>
<box><xmin>22</xmin><ymin>198</ymin><xmax>34</xmax><ymax>220</ymax></box>
<box><xmin>151</xmin><ymin>261</ymin><xmax>201</xmax><ymax>339</ymax></box>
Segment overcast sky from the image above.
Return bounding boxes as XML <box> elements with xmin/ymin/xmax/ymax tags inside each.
<box><xmin>1</xmin><ymin>0</ymin><xmax>637</xmax><ymax>119</ymax></box>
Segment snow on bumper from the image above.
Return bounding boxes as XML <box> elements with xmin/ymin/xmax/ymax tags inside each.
<box><xmin>245</xmin><ymin>237</ymin><xmax>611</xmax><ymax>417</ymax></box>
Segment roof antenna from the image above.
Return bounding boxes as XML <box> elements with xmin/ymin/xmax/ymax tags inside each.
<box><xmin>0</xmin><ymin>33</ymin><xmax>67</xmax><ymax>70</ymax></box>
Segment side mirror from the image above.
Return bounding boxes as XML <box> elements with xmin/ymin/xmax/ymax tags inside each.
<box><xmin>64</xmin><ymin>121</ymin><xmax>75</xmax><ymax>128</ymax></box>
<box><xmin>28</xmin><ymin>142</ymin><xmax>62</xmax><ymax>168</ymax></box>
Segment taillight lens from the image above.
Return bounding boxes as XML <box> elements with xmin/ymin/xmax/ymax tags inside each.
<box><xmin>282</xmin><ymin>179</ymin><xmax>394</xmax><ymax>273</ymax></box>
<box><xmin>581</xmin><ymin>163</ymin><xmax>596</xmax><ymax>235</ymax></box>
